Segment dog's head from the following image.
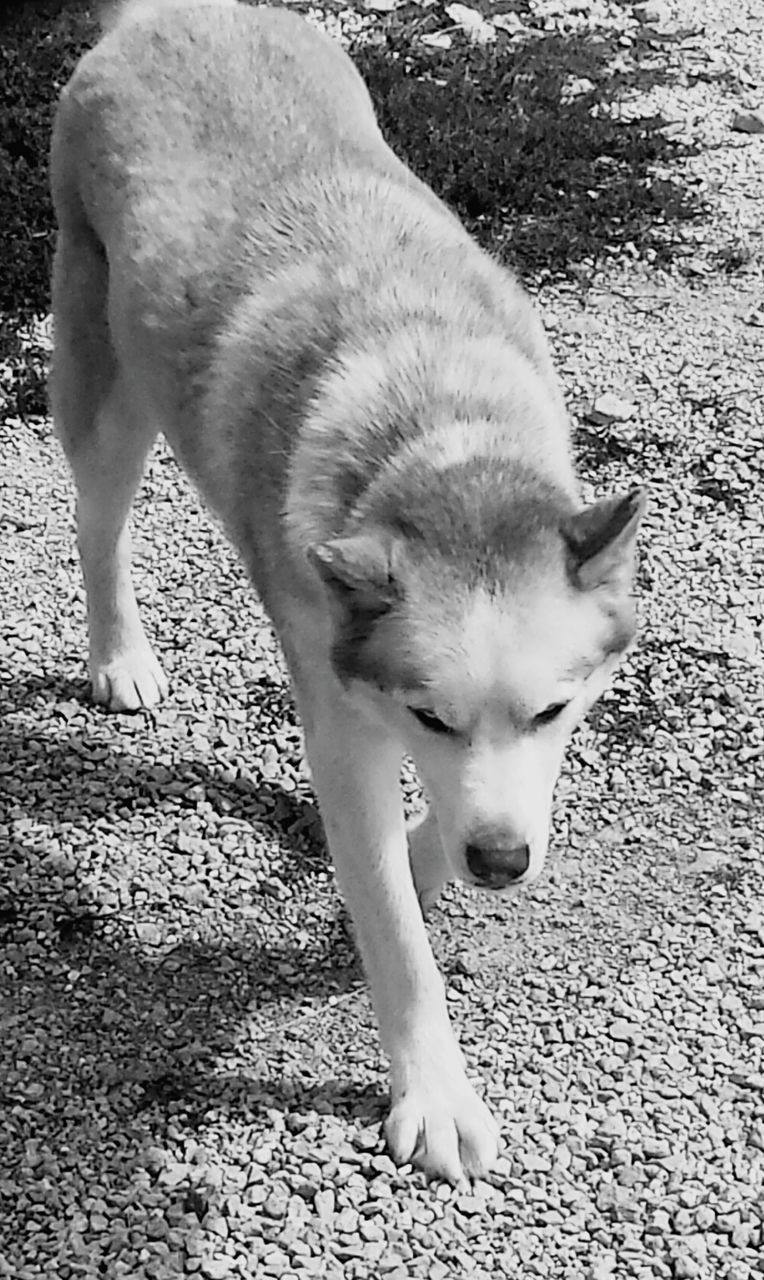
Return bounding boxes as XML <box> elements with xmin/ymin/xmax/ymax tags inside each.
<box><xmin>309</xmin><ymin>476</ymin><xmax>645</xmax><ymax>892</ymax></box>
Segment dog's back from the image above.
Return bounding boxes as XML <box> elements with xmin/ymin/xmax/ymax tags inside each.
<box><xmin>52</xmin><ymin>0</ymin><xmax>386</xmax><ymax>575</ymax></box>
<box><xmin>52</xmin><ymin>0</ymin><xmax>572</xmax><ymax>597</ymax></box>
<box><xmin>52</xmin><ymin>0</ymin><xmax>389</xmax><ymax>365</ymax></box>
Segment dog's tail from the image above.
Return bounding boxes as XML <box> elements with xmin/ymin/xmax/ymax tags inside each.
<box><xmin>99</xmin><ymin>0</ymin><xmax>237</xmax><ymax>34</ymax></box>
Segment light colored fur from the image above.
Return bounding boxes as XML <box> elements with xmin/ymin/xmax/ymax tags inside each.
<box><xmin>50</xmin><ymin>0</ymin><xmax>642</xmax><ymax>1184</ymax></box>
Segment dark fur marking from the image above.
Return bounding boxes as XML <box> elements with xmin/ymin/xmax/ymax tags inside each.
<box><xmin>331</xmin><ymin>601</ymin><xmax>391</xmax><ymax>686</ymax></box>
<box><xmin>381</xmin><ymin>457</ymin><xmax>575</xmax><ymax>584</ymax></box>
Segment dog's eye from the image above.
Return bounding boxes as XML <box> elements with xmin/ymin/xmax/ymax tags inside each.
<box><xmin>533</xmin><ymin>701</ymin><xmax>569</xmax><ymax>728</ymax></box>
<box><xmin>410</xmin><ymin>707</ymin><xmax>455</xmax><ymax>735</ymax></box>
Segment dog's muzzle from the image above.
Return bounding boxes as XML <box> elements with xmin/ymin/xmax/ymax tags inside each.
<box><xmin>466</xmin><ymin>841</ymin><xmax>530</xmax><ymax>889</ymax></box>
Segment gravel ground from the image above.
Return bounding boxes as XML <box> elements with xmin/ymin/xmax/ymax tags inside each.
<box><xmin>1</xmin><ymin>1</ymin><xmax>763</xmax><ymax>1277</ymax></box>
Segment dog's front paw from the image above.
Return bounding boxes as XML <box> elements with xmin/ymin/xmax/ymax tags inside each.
<box><xmin>385</xmin><ymin>1058</ymin><xmax>500</xmax><ymax>1184</ymax></box>
<box><xmin>91</xmin><ymin>646</ymin><xmax>168</xmax><ymax>713</ymax></box>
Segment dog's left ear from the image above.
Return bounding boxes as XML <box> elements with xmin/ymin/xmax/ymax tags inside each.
<box><xmin>307</xmin><ymin>535</ymin><xmax>401</xmax><ymax>613</ymax></box>
<box><xmin>562</xmin><ymin>487</ymin><xmax>646</xmax><ymax>592</ymax></box>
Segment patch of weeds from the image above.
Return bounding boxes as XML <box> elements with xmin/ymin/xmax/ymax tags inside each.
<box><xmin>701</xmin><ymin>864</ymin><xmax>751</xmax><ymax>893</ymax></box>
<box><xmin>636</xmin><ymin>434</ymin><xmax>681</xmax><ymax>460</ymax></box>
<box><xmin>0</xmin><ymin>2</ymin><xmax>709</xmax><ymax>336</ymax></box>
<box><xmin>573</xmin><ymin>426</ymin><xmax>634</xmax><ymax>470</ymax></box>
<box><xmin>0</xmin><ymin>316</ymin><xmax>49</xmax><ymax>418</ymax></box>
<box><xmin>691</xmin><ymin>473</ymin><xmax>746</xmax><ymax>514</ymax></box>
<box><xmin>55</xmin><ymin>911</ymin><xmax>99</xmax><ymax>945</ymax></box>
<box><xmin>575</xmin><ymin>423</ymin><xmax>681</xmax><ymax>479</ymax></box>
<box><xmin>713</xmin><ymin>237</ymin><xmax>758</xmax><ymax>275</ymax></box>
<box><xmin>0</xmin><ymin>4</ymin><xmax>94</xmax><ymax>315</ymax></box>
<box><xmin>353</xmin><ymin>24</ymin><xmax>706</xmax><ymax>278</ymax></box>
<box><xmin>690</xmin><ymin>457</ymin><xmax>749</xmax><ymax>515</ymax></box>
<box><xmin>589</xmin><ymin>699</ymin><xmax>665</xmax><ymax>746</ymax></box>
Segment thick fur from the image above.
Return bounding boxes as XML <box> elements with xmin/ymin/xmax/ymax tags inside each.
<box><xmin>50</xmin><ymin>0</ymin><xmax>644</xmax><ymax>1183</ymax></box>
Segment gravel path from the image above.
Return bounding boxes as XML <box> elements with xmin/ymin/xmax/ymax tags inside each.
<box><xmin>1</xmin><ymin>1</ymin><xmax>763</xmax><ymax>1277</ymax></box>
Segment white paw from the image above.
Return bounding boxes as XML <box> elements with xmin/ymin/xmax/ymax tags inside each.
<box><xmin>386</xmin><ymin>1057</ymin><xmax>500</xmax><ymax>1184</ymax></box>
<box><xmin>91</xmin><ymin>647</ymin><xmax>168</xmax><ymax>713</ymax></box>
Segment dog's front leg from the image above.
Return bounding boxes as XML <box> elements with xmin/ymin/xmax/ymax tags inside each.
<box><xmin>300</xmin><ymin>687</ymin><xmax>500</xmax><ymax>1184</ymax></box>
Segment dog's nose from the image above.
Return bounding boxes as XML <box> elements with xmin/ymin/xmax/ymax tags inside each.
<box><xmin>466</xmin><ymin>842</ymin><xmax>530</xmax><ymax>888</ymax></box>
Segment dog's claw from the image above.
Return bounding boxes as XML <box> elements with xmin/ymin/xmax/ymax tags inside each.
<box><xmin>91</xmin><ymin>648</ymin><xmax>168</xmax><ymax>713</ymax></box>
<box><xmin>385</xmin><ymin>1066</ymin><xmax>500</xmax><ymax>1184</ymax></box>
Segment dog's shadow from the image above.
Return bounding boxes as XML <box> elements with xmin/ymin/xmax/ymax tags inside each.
<box><xmin>0</xmin><ymin>669</ymin><xmax>376</xmax><ymax>1102</ymax></box>
<box><xmin>1</xmin><ymin>669</ymin><xmax>326</xmax><ymax>879</ymax></box>
<box><xmin>0</xmin><ymin>818</ymin><xmax>384</xmax><ymax>1262</ymax></box>
<box><xmin>1</xmin><ymin>668</ymin><xmax>387</xmax><ymax>1254</ymax></box>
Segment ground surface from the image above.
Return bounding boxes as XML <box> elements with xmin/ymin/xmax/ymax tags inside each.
<box><xmin>1</xmin><ymin>0</ymin><xmax>763</xmax><ymax>1278</ymax></box>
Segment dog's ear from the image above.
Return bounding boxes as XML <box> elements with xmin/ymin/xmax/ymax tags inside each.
<box><xmin>562</xmin><ymin>487</ymin><xmax>646</xmax><ymax>592</ymax></box>
<box><xmin>307</xmin><ymin>535</ymin><xmax>401</xmax><ymax>612</ymax></box>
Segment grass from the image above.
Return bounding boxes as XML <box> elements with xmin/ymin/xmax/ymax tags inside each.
<box><xmin>0</xmin><ymin>0</ymin><xmax>708</xmax><ymax>416</ymax></box>
<box><xmin>0</xmin><ymin>0</ymin><xmax>96</xmax><ymax>416</ymax></box>
<box><xmin>352</xmin><ymin>20</ymin><xmax>703</xmax><ymax>274</ymax></box>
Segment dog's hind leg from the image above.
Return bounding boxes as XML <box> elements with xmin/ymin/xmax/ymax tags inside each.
<box><xmin>407</xmin><ymin>807</ymin><xmax>452</xmax><ymax>916</ymax></box>
<box><xmin>50</xmin><ymin>226</ymin><xmax>167</xmax><ymax>713</ymax></box>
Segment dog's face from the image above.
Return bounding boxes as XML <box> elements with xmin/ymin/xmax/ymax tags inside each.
<box><xmin>310</xmin><ymin>486</ymin><xmax>645</xmax><ymax>891</ymax></box>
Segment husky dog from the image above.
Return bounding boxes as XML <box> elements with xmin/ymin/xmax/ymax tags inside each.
<box><xmin>50</xmin><ymin>0</ymin><xmax>644</xmax><ymax>1182</ymax></box>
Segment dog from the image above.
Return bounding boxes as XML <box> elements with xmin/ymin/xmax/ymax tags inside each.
<box><xmin>50</xmin><ymin>0</ymin><xmax>644</xmax><ymax>1183</ymax></box>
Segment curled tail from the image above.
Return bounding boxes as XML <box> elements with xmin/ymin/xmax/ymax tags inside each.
<box><xmin>99</xmin><ymin>0</ymin><xmax>237</xmax><ymax>34</ymax></box>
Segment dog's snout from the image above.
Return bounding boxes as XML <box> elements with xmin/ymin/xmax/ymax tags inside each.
<box><xmin>466</xmin><ymin>841</ymin><xmax>530</xmax><ymax>888</ymax></box>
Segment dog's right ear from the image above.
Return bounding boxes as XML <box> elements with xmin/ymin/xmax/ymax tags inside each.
<box><xmin>307</xmin><ymin>535</ymin><xmax>401</xmax><ymax>613</ymax></box>
<box><xmin>562</xmin><ymin>487</ymin><xmax>646</xmax><ymax>594</ymax></box>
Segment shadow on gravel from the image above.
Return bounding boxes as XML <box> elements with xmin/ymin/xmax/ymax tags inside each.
<box><xmin>0</xmin><ymin>832</ymin><xmax>374</xmax><ymax>1269</ymax></box>
<box><xmin>1</xmin><ymin>670</ymin><xmax>89</xmax><ymax>705</ymax></box>
<box><xmin>1</xmin><ymin>833</ymin><xmax>361</xmax><ymax>1078</ymax></box>
<box><xmin>0</xmin><ymin>678</ymin><xmax>326</xmax><ymax>879</ymax></box>
<box><xmin>126</xmin><ymin>1070</ymin><xmax>387</xmax><ymax>1138</ymax></box>
<box><xmin>0</xmin><ymin>2</ymin><xmax>710</xmax><ymax>413</ymax></box>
